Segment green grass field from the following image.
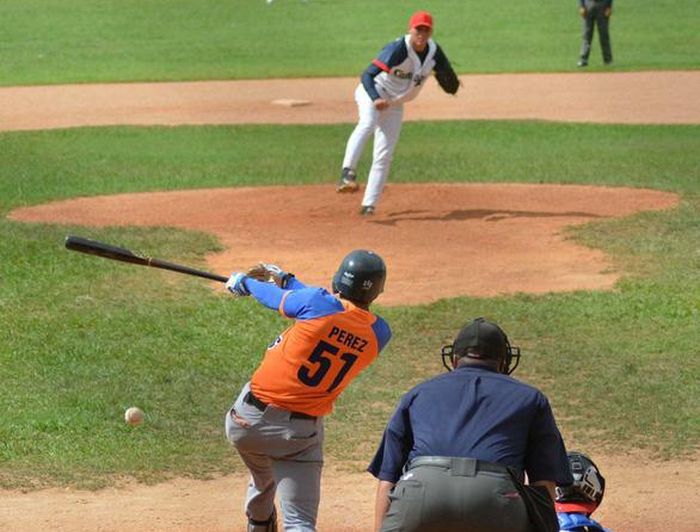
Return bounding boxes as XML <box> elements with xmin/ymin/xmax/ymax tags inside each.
<box><xmin>1</xmin><ymin>122</ymin><xmax>698</xmax><ymax>488</ymax></box>
<box><xmin>0</xmin><ymin>0</ymin><xmax>698</xmax><ymax>86</ymax></box>
<box><xmin>0</xmin><ymin>0</ymin><xmax>698</xmax><ymax>491</ymax></box>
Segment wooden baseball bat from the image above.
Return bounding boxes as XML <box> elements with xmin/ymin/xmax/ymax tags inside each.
<box><xmin>65</xmin><ymin>235</ymin><xmax>228</xmax><ymax>283</ymax></box>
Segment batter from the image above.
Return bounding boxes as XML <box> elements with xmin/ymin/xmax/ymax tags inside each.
<box><xmin>224</xmin><ymin>251</ymin><xmax>391</xmax><ymax>531</ymax></box>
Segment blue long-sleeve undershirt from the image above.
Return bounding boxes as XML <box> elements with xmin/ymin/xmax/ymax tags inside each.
<box><xmin>242</xmin><ymin>276</ymin><xmax>309</xmax><ymax>311</ymax></box>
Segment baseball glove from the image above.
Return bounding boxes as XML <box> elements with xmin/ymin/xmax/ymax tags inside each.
<box><xmin>246</xmin><ymin>262</ymin><xmax>295</xmax><ymax>288</ymax></box>
<box><xmin>246</xmin><ymin>262</ymin><xmax>271</xmax><ymax>282</ymax></box>
<box><xmin>435</xmin><ymin>67</ymin><xmax>460</xmax><ymax>95</ymax></box>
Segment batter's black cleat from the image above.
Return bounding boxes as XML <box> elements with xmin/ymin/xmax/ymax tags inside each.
<box><xmin>359</xmin><ymin>205</ymin><xmax>375</xmax><ymax>216</ymax></box>
<box><xmin>337</xmin><ymin>167</ymin><xmax>359</xmax><ymax>193</ymax></box>
<box><xmin>577</xmin><ymin>59</ymin><xmax>588</xmax><ymax>67</ymax></box>
<box><xmin>247</xmin><ymin>509</ymin><xmax>277</xmax><ymax>532</ymax></box>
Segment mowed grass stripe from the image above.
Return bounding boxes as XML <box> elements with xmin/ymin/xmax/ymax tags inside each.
<box><xmin>1</xmin><ymin>0</ymin><xmax>698</xmax><ymax>86</ymax></box>
<box><xmin>1</xmin><ymin>121</ymin><xmax>697</xmax><ymax>211</ymax></box>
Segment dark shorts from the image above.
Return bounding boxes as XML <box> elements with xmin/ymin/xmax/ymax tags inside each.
<box><xmin>380</xmin><ymin>457</ymin><xmax>532</xmax><ymax>532</ymax></box>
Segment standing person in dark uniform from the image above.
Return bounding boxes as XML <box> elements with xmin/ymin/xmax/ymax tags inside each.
<box><xmin>578</xmin><ymin>0</ymin><xmax>614</xmax><ymax>67</ymax></box>
<box><xmin>368</xmin><ymin>317</ymin><xmax>573</xmax><ymax>532</ymax></box>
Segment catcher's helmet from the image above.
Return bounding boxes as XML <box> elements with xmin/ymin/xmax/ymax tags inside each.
<box><xmin>555</xmin><ymin>451</ymin><xmax>606</xmax><ymax>515</ymax></box>
<box><xmin>441</xmin><ymin>317</ymin><xmax>521</xmax><ymax>374</ymax></box>
<box><xmin>332</xmin><ymin>250</ymin><xmax>386</xmax><ymax>304</ymax></box>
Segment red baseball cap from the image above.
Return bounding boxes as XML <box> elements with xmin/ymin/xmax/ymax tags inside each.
<box><xmin>408</xmin><ymin>10</ymin><xmax>433</xmax><ymax>30</ymax></box>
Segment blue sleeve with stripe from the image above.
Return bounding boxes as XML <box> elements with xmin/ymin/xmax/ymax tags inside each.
<box><xmin>372</xmin><ymin>316</ymin><xmax>392</xmax><ymax>352</ymax></box>
<box><xmin>242</xmin><ymin>274</ymin><xmax>309</xmax><ymax>310</ymax></box>
<box><xmin>285</xmin><ymin>276</ymin><xmax>308</xmax><ymax>290</ymax></box>
<box><xmin>245</xmin><ymin>278</ymin><xmax>286</xmax><ymax>310</ymax></box>
<box><xmin>281</xmin><ymin>287</ymin><xmax>345</xmax><ymax>320</ymax></box>
<box><xmin>246</xmin><ymin>280</ymin><xmax>390</xmax><ymax>349</ymax></box>
<box><xmin>376</xmin><ymin>38</ymin><xmax>408</xmax><ymax>68</ymax></box>
<box><xmin>361</xmin><ymin>65</ymin><xmax>382</xmax><ymax>100</ymax></box>
<box><xmin>361</xmin><ymin>38</ymin><xmax>407</xmax><ymax>100</ymax></box>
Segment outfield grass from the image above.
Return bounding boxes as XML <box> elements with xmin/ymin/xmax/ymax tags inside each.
<box><xmin>1</xmin><ymin>0</ymin><xmax>698</xmax><ymax>86</ymax></box>
<box><xmin>2</xmin><ymin>121</ymin><xmax>698</xmax><ymax>210</ymax></box>
<box><xmin>1</xmin><ymin>122</ymin><xmax>698</xmax><ymax>488</ymax></box>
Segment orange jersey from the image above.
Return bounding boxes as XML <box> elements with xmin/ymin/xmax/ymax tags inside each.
<box><xmin>250</xmin><ymin>286</ymin><xmax>391</xmax><ymax>417</ymax></box>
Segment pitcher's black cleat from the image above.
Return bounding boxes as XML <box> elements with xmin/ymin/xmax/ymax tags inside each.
<box><xmin>337</xmin><ymin>167</ymin><xmax>359</xmax><ymax>193</ymax></box>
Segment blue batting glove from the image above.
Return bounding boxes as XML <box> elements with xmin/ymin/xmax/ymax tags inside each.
<box><xmin>226</xmin><ymin>272</ymin><xmax>250</xmax><ymax>297</ymax></box>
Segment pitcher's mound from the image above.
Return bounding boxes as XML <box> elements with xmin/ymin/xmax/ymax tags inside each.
<box><xmin>8</xmin><ymin>183</ymin><xmax>677</xmax><ymax>305</ymax></box>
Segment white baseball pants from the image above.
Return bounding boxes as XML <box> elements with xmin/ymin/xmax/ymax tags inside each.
<box><xmin>226</xmin><ymin>382</ymin><xmax>324</xmax><ymax>532</ymax></box>
<box><xmin>342</xmin><ymin>84</ymin><xmax>404</xmax><ymax>207</ymax></box>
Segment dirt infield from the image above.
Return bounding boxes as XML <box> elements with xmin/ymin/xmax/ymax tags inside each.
<box><xmin>1</xmin><ymin>455</ymin><xmax>697</xmax><ymax>532</ymax></box>
<box><xmin>3</xmin><ymin>72</ymin><xmax>699</xmax><ymax>531</ymax></box>
<box><xmin>1</xmin><ymin>71</ymin><xmax>699</xmax><ymax>132</ymax></box>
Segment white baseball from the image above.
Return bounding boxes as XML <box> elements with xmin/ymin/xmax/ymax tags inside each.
<box><xmin>124</xmin><ymin>406</ymin><xmax>144</xmax><ymax>426</ymax></box>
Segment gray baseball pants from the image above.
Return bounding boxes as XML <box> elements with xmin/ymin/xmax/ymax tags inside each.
<box><xmin>225</xmin><ymin>382</ymin><xmax>324</xmax><ymax>532</ymax></box>
<box><xmin>380</xmin><ymin>457</ymin><xmax>532</xmax><ymax>532</ymax></box>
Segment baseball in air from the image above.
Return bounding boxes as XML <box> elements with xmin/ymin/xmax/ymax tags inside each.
<box><xmin>124</xmin><ymin>406</ymin><xmax>144</xmax><ymax>426</ymax></box>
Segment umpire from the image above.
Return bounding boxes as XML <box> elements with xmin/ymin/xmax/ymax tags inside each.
<box><xmin>368</xmin><ymin>317</ymin><xmax>573</xmax><ymax>532</ymax></box>
<box><xmin>577</xmin><ymin>0</ymin><xmax>614</xmax><ymax>67</ymax></box>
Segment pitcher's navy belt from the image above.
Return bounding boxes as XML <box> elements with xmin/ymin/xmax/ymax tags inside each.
<box><xmin>245</xmin><ymin>390</ymin><xmax>316</xmax><ymax>420</ymax></box>
<box><xmin>409</xmin><ymin>456</ymin><xmax>513</xmax><ymax>476</ymax></box>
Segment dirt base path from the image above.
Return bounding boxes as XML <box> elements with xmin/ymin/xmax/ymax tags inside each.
<box><xmin>1</xmin><ymin>456</ymin><xmax>698</xmax><ymax>532</ymax></box>
<box><xmin>3</xmin><ymin>72</ymin><xmax>699</xmax><ymax>531</ymax></box>
<box><xmin>1</xmin><ymin>71</ymin><xmax>699</xmax><ymax>132</ymax></box>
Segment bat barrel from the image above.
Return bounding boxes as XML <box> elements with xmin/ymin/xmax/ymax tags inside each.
<box><xmin>65</xmin><ymin>235</ymin><xmax>147</xmax><ymax>266</ymax></box>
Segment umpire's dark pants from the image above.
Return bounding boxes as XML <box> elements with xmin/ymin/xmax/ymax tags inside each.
<box><xmin>380</xmin><ymin>457</ymin><xmax>531</xmax><ymax>532</ymax></box>
<box><xmin>580</xmin><ymin>0</ymin><xmax>613</xmax><ymax>63</ymax></box>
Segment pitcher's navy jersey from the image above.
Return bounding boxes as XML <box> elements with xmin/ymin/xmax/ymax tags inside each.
<box><xmin>361</xmin><ymin>34</ymin><xmax>455</xmax><ymax>104</ymax></box>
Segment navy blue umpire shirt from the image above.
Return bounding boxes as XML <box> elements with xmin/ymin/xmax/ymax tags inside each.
<box><xmin>368</xmin><ymin>365</ymin><xmax>573</xmax><ymax>485</ymax></box>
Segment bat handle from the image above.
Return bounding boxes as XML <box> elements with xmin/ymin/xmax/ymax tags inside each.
<box><xmin>147</xmin><ymin>257</ymin><xmax>229</xmax><ymax>283</ymax></box>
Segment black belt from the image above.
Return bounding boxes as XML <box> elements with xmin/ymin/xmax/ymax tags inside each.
<box><xmin>408</xmin><ymin>456</ymin><xmax>513</xmax><ymax>476</ymax></box>
<box><xmin>244</xmin><ymin>391</ymin><xmax>317</xmax><ymax>420</ymax></box>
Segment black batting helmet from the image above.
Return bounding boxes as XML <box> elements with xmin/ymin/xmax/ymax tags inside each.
<box><xmin>555</xmin><ymin>451</ymin><xmax>606</xmax><ymax>515</ymax></box>
<box><xmin>332</xmin><ymin>250</ymin><xmax>386</xmax><ymax>304</ymax></box>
